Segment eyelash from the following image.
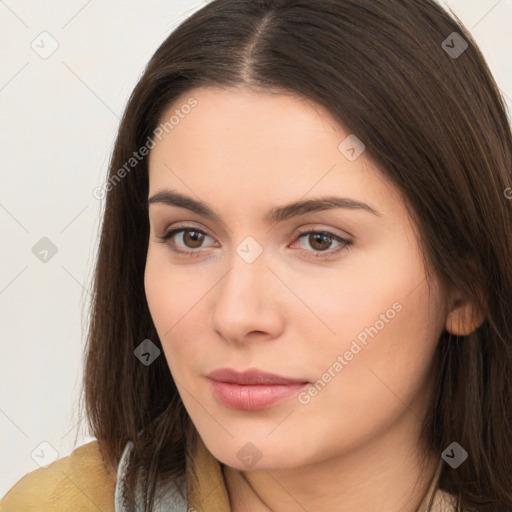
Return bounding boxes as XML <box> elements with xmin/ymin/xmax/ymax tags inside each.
<box><xmin>155</xmin><ymin>225</ymin><xmax>353</xmax><ymax>260</ymax></box>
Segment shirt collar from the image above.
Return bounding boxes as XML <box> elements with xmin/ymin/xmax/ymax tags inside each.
<box><xmin>114</xmin><ymin>439</ymin><xmax>189</xmax><ymax>512</ymax></box>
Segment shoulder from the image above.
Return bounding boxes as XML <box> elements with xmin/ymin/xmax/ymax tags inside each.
<box><xmin>0</xmin><ymin>440</ymin><xmax>117</xmax><ymax>512</ymax></box>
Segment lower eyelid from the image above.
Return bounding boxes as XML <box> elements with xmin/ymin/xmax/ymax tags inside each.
<box><xmin>295</xmin><ymin>229</ymin><xmax>349</xmax><ymax>243</ymax></box>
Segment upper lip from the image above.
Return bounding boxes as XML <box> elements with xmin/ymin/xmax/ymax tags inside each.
<box><xmin>207</xmin><ymin>367</ymin><xmax>309</xmax><ymax>385</ymax></box>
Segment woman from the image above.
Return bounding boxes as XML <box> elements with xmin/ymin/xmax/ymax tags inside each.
<box><xmin>2</xmin><ymin>0</ymin><xmax>511</xmax><ymax>511</ymax></box>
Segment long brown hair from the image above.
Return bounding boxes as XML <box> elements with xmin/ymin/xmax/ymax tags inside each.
<box><xmin>80</xmin><ymin>1</ymin><xmax>512</xmax><ymax>510</ymax></box>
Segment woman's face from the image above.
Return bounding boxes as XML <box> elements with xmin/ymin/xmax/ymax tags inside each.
<box><xmin>145</xmin><ymin>85</ymin><xmax>448</xmax><ymax>471</ymax></box>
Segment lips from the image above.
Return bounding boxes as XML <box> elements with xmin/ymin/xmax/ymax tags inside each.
<box><xmin>206</xmin><ymin>368</ymin><xmax>310</xmax><ymax>410</ymax></box>
<box><xmin>209</xmin><ymin>381</ymin><xmax>308</xmax><ymax>410</ymax></box>
<box><xmin>206</xmin><ymin>367</ymin><xmax>309</xmax><ymax>385</ymax></box>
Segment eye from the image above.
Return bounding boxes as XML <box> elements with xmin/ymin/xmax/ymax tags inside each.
<box><xmin>156</xmin><ymin>225</ymin><xmax>215</xmax><ymax>256</ymax></box>
<box><xmin>155</xmin><ymin>225</ymin><xmax>353</xmax><ymax>259</ymax></box>
<box><xmin>292</xmin><ymin>229</ymin><xmax>353</xmax><ymax>259</ymax></box>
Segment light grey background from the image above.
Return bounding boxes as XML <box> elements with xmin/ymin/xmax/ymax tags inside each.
<box><xmin>0</xmin><ymin>0</ymin><xmax>511</xmax><ymax>498</ymax></box>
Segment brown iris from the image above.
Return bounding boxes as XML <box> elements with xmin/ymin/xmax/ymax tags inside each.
<box><xmin>307</xmin><ymin>232</ymin><xmax>332</xmax><ymax>251</ymax></box>
<box><xmin>182</xmin><ymin>230</ymin><xmax>205</xmax><ymax>249</ymax></box>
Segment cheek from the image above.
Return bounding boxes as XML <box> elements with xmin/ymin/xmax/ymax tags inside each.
<box><xmin>144</xmin><ymin>250</ymin><xmax>212</xmax><ymax>375</ymax></box>
<box><xmin>318</xmin><ymin>294</ymin><xmax>441</xmax><ymax>451</ymax></box>
<box><xmin>144</xmin><ymin>245</ymin><xmax>206</xmax><ymax>326</ymax></box>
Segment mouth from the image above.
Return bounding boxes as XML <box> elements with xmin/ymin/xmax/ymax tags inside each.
<box><xmin>206</xmin><ymin>367</ymin><xmax>309</xmax><ymax>410</ymax></box>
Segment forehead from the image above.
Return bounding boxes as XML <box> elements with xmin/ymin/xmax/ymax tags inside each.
<box><xmin>147</xmin><ymin>86</ymin><xmax>401</xmax><ymax>217</ymax></box>
<box><xmin>153</xmin><ymin>85</ymin><xmax>348</xmax><ymax>153</ymax></box>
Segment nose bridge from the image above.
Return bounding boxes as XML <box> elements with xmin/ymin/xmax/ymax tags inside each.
<box><xmin>221</xmin><ymin>234</ymin><xmax>268</xmax><ymax>302</ymax></box>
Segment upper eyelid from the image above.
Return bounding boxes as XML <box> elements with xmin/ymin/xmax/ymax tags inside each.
<box><xmin>158</xmin><ymin>221</ymin><xmax>351</xmax><ymax>236</ymax></box>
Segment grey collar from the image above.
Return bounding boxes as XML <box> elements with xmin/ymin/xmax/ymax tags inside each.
<box><xmin>114</xmin><ymin>440</ymin><xmax>188</xmax><ymax>511</ymax></box>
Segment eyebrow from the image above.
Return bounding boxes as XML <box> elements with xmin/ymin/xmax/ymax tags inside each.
<box><xmin>147</xmin><ymin>189</ymin><xmax>381</xmax><ymax>223</ymax></box>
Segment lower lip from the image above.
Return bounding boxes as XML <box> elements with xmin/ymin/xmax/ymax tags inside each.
<box><xmin>209</xmin><ymin>379</ymin><xmax>308</xmax><ymax>410</ymax></box>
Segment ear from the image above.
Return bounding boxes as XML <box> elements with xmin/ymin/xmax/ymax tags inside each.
<box><xmin>444</xmin><ymin>293</ymin><xmax>486</xmax><ymax>336</ymax></box>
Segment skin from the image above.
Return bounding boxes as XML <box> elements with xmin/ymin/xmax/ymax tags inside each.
<box><xmin>144</xmin><ymin>85</ymin><xmax>484</xmax><ymax>512</ymax></box>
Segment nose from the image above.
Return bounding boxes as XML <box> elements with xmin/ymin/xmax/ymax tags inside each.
<box><xmin>209</xmin><ymin>244</ymin><xmax>285</xmax><ymax>345</ymax></box>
